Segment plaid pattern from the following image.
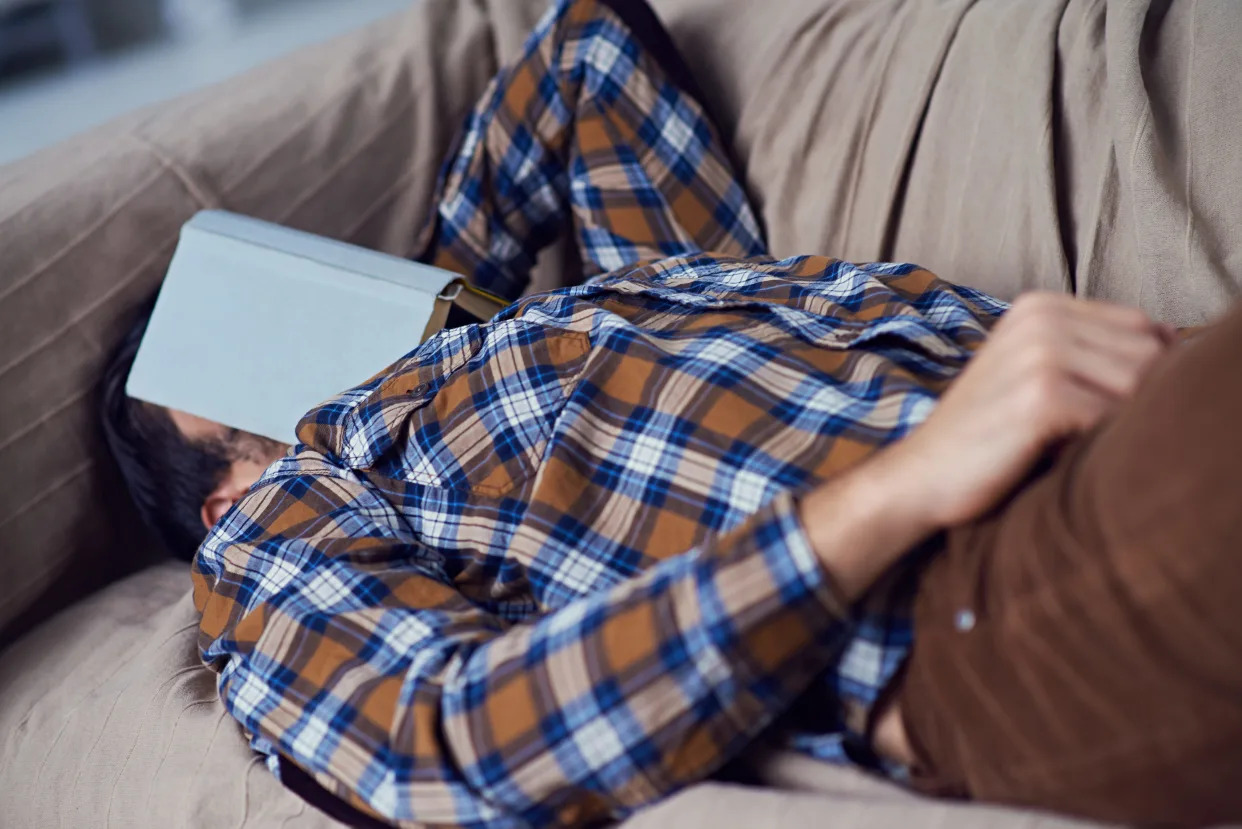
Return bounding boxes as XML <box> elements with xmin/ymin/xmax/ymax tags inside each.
<box><xmin>421</xmin><ymin>0</ymin><xmax>765</xmax><ymax>300</ymax></box>
<box><xmin>192</xmin><ymin>1</ymin><xmax>1009</xmax><ymax>826</ymax></box>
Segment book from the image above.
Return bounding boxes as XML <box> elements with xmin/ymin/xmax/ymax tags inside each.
<box><xmin>126</xmin><ymin>210</ymin><xmax>506</xmax><ymax>444</ymax></box>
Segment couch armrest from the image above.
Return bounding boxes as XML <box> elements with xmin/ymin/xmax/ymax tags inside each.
<box><xmin>0</xmin><ymin>0</ymin><xmax>547</xmax><ymax>647</ymax></box>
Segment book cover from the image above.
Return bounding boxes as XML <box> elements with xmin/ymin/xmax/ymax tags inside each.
<box><xmin>127</xmin><ymin>210</ymin><xmax>499</xmax><ymax>444</ymax></box>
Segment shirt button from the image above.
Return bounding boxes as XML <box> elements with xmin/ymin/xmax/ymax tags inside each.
<box><xmin>412</xmin><ymin>384</ymin><xmax>427</xmax><ymax>395</ymax></box>
<box><xmin>955</xmin><ymin>609</ymin><xmax>977</xmax><ymax>632</ymax></box>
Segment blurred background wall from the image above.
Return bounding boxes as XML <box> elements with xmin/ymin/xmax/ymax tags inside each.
<box><xmin>0</xmin><ymin>0</ymin><xmax>411</xmax><ymax>164</ymax></box>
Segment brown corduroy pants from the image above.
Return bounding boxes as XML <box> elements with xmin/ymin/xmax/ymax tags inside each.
<box><xmin>897</xmin><ymin>304</ymin><xmax>1242</xmax><ymax>827</ymax></box>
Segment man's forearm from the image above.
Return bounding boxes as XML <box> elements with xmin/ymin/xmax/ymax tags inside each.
<box><xmin>798</xmin><ymin>443</ymin><xmax>941</xmax><ymax>602</ymax></box>
<box><xmin>198</xmin><ymin>464</ymin><xmax>863</xmax><ymax>828</ymax></box>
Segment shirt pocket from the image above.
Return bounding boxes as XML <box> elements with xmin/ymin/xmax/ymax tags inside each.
<box><xmin>336</xmin><ymin>322</ymin><xmax>591</xmax><ymax>497</ymax></box>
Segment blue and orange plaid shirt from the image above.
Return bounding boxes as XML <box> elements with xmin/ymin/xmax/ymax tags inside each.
<box><xmin>192</xmin><ymin>1</ymin><xmax>1008</xmax><ymax>826</ymax></box>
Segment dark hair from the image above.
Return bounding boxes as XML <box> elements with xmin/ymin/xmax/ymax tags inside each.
<box><xmin>100</xmin><ymin>311</ymin><xmax>232</xmax><ymax>561</ymax></box>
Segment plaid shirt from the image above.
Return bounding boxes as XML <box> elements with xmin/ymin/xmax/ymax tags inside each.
<box><xmin>192</xmin><ymin>1</ymin><xmax>1008</xmax><ymax>826</ymax></box>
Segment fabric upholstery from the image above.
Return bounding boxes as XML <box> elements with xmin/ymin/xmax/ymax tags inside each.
<box><xmin>0</xmin><ymin>563</ymin><xmax>345</xmax><ymax>828</ymax></box>
<box><xmin>1</xmin><ymin>0</ymin><xmax>1241</xmax><ymax>825</ymax></box>
<box><xmin>0</xmin><ymin>562</ymin><xmax>1102</xmax><ymax>829</ymax></box>
<box><xmin>887</xmin><ymin>0</ymin><xmax>1242</xmax><ymax>323</ymax></box>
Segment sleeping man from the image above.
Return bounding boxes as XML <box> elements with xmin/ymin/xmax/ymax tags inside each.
<box><xmin>101</xmin><ymin>0</ymin><xmax>1242</xmax><ymax>826</ymax></box>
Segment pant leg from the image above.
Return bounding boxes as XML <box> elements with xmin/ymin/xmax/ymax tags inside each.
<box><xmin>417</xmin><ymin>0</ymin><xmax>766</xmax><ymax>302</ymax></box>
<box><xmin>897</xmin><ymin>305</ymin><xmax>1242</xmax><ymax>826</ymax></box>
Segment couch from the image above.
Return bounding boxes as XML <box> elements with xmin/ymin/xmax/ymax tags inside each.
<box><xmin>2</xmin><ymin>0</ymin><xmax>1240</xmax><ymax>826</ymax></box>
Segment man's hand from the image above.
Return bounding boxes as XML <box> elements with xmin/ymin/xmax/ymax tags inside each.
<box><xmin>798</xmin><ymin>293</ymin><xmax>1173</xmax><ymax>602</ymax></box>
<box><xmin>888</xmin><ymin>292</ymin><xmax>1174</xmax><ymax>529</ymax></box>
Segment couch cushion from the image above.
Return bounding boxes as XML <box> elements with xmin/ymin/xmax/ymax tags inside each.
<box><xmin>623</xmin><ymin>776</ymin><xmax>1106</xmax><ymax>829</ymax></box>
<box><xmin>0</xmin><ymin>565</ymin><xmax>1108</xmax><ymax>829</ymax></box>
<box><xmin>0</xmin><ymin>563</ymin><xmax>346</xmax><ymax>828</ymax></box>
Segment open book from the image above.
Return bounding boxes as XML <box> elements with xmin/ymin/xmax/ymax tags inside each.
<box><xmin>127</xmin><ymin>210</ymin><xmax>507</xmax><ymax>444</ymax></box>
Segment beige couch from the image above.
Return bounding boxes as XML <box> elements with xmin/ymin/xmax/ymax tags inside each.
<box><xmin>2</xmin><ymin>0</ymin><xmax>1240</xmax><ymax>826</ymax></box>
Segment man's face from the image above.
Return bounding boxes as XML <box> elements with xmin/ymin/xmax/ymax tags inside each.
<box><xmin>167</xmin><ymin>408</ymin><xmax>290</xmax><ymax>530</ymax></box>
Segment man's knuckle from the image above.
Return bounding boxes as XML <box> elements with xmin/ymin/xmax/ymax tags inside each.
<box><xmin>1120</xmin><ymin>307</ymin><xmax>1151</xmax><ymax>329</ymax></box>
<box><xmin>1020</xmin><ymin>292</ymin><xmax>1065</xmax><ymax>314</ymax></box>
<box><xmin>1023</xmin><ymin>365</ymin><xmax>1062</xmax><ymax>405</ymax></box>
<box><xmin>1014</xmin><ymin>298</ymin><xmax>1072</xmax><ymax>338</ymax></box>
<box><xmin>1010</xmin><ymin>294</ymin><xmax>1036</xmax><ymax>312</ymax></box>
<box><xmin>1118</xmin><ymin>366</ymin><xmax>1144</xmax><ymax>395</ymax></box>
<box><xmin>1023</xmin><ymin>338</ymin><xmax>1062</xmax><ymax>372</ymax></box>
<box><xmin>1009</xmin><ymin>294</ymin><xmax>1046</xmax><ymax>321</ymax></box>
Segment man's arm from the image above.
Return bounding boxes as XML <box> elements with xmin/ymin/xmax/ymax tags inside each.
<box><xmin>196</xmin><ymin>387</ymin><xmax>986</xmax><ymax>829</ymax></box>
<box><xmin>193</xmin><ymin>293</ymin><xmax>1172</xmax><ymax>829</ymax></box>
<box><xmin>801</xmin><ymin>291</ymin><xmax>1175</xmax><ymax>597</ymax></box>
<box><xmin>193</xmin><ymin>455</ymin><xmax>919</xmax><ymax>829</ymax></box>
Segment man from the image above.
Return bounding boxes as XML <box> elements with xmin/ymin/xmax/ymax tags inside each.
<box><xmin>102</xmin><ymin>331</ymin><xmax>289</xmax><ymax>562</ymax></box>
<box><xmin>104</xmin><ymin>0</ymin><xmax>1241</xmax><ymax>826</ymax></box>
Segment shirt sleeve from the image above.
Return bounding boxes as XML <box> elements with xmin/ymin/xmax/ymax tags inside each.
<box><xmin>192</xmin><ymin>449</ymin><xmax>855</xmax><ymax>828</ymax></box>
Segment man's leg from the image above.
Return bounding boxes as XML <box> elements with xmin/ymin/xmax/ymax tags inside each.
<box><xmin>895</xmin><ymin>308</ymin><xmax>1242</xmax><ymax>825</ymax></box>
<box><xmin>417</xmin><ymin>0</ymin><xmax>766</xmax><ymax>302</ymax></box>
